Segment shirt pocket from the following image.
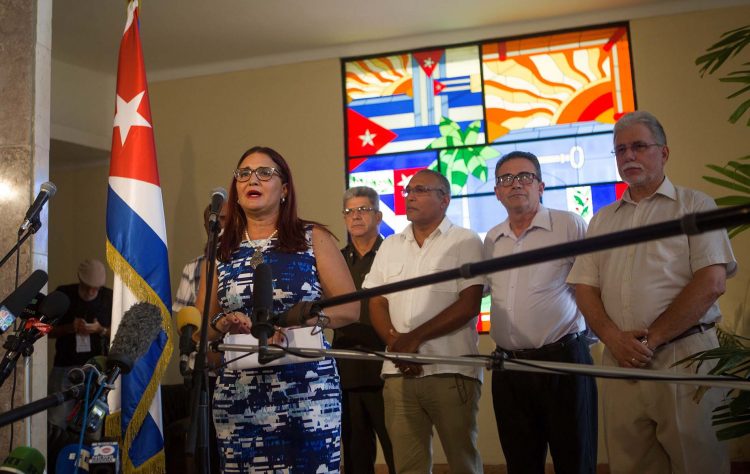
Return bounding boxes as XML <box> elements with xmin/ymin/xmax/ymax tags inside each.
<box><xmin>427</xmin><ymin>255</ymin><xmax>458</xmax><ymax>293</ymax></box>
<box><xmin>529</xmin><ymin>258</ymin><xmax>569</xmax><ymax>292</ymax></box>
<box><xmin>645</xmin><ymin>235</ymin><xmax>689</xmax><ymax>261</ymax></box>
<box><xmin>645</xmin><ymin>234</ymin><xmax>691</xmax><ymax>279</ymax></box>
<box><xmin>385</xmin><ymin>262</ymin><xmax>404</xmax><ymax>284</ymax></box>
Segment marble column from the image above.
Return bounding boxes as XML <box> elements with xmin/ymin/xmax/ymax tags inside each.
<box><xmin>0</xmin><ymin>0</ymin><xmax>52</xmax><ymax>459</ymax></box>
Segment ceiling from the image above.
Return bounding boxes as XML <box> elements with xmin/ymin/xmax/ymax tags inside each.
<box><xmin>51</xmin><ymin>0</ymin><xmax>745</xmax><ymax>82</ymax></box>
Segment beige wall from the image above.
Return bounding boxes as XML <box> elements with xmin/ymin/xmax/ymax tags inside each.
<box><xmin>48</xmin><ymin>3</ymin><xmax>750</xmax><ymax>465</ymax></box>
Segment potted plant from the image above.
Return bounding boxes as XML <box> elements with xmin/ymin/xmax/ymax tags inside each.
<box><xmin>678</xmin><ymin>25</ymin><xmax>750</xmax><ymax>441</ymax></box>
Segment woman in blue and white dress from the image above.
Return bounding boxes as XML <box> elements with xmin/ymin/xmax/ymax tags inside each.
<box><xmin>196</xmin><ymin>146</ymin><xmax>359</xmax><ymax>473</ymax></box>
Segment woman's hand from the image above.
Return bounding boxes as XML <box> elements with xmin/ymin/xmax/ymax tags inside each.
<box><xmin>215</xmin><ymin>311</ymin><xmax>253</xmax><ymax>335</ymax></box>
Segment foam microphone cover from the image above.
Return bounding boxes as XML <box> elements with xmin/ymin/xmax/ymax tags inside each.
<box><xmin>37</xmin><ymin>290</ymin><xmax>70</xmax><ymax>322</ymax></box>
<box><xmin>0</xmin><ymin>445</ymin><xmax>45</xmax><ymax>474</ymax></box>
<box><xmin>107</xmin><ymin>302</ymin><xmax>163</xmax><ymax>373</ymax></box>
<box><xmin>176</xmin><ymin>306</ymin><xmax>201</xmax><ymax>333</ymax></box>
<box><xmin>0</xmin><ymin>270</ymin><xmax>48</xmax><ymax>319</ymax></box>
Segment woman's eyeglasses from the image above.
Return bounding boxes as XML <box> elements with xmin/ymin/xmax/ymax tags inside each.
<box><xmin>234</xmin><ymin>166</ymin><xmax>282</xmax><ymax>182</ymax></box>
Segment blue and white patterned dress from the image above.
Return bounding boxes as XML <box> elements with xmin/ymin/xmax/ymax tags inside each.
<box><xmin>214</xmin><ymin>226</ymin><xmax>341</xmax><ymax>473</ymax></box>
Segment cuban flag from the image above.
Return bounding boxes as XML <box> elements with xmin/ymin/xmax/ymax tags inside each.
<box><xmin>105</xmin><ymin>1</ymin><xmax>172</xmax><ymax>472</ymax></box>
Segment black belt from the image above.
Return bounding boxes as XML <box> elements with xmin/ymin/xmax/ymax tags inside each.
<box><xmin>497</xmin><ymin>332</ymin><xmax>582</xmax><ymax>360</ymax></box>
<box><xmin>667</xmin><ymin>322</ymin><xmax>715</xmax><ymax>345</ymax></box>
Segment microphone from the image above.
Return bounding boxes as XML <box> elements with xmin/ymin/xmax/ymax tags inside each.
<box><xmin>176</xmin><ymin>306</ymin><xmax>201</xmax><ymax>376</ymax></box>
<box><xmin>0</xmin><ymin>289</ymin><xmax>69</xmax><ymax>388</ymax></box>
<box><xmin>250</xmin><ymin>263</ymin><xmax>275</xmax><ymax>344</ymax></box>
<box><xmin>0</xmin><ymin>269</ymin><xmax>48</xmax><ymax>336</ymax></box>
<box><xmin>0</xmin><ymin>446</ymin><xmax>45</xmax><ymax>474</ymax></box>
<box><xmin>19</xmin><ymin>181</ymin><xmax>56</xmax><ymax>234</ymax></box>
<box><xmin>250</xmin><ymin>263</ymin><xmax>282</xmax><ymax>365</ymax></box>
<box><xmin>72</xmin><ymin>302</ymin><xmax>163</xmax><ymax>434</ymax></box>
<box><xmin>207</xmin><ymin>187</ymin><xmax>227</xmax><ymax>229</ymax></box>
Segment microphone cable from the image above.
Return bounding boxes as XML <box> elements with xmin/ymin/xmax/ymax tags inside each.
<box><xmin>73</xmin><ymin>367</ymin><xmax>96</xmax><ymax>474</ymax></box>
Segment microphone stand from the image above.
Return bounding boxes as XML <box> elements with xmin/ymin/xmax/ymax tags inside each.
<box><xmin>185</xmin><ymin>217</ymin><xmax>221</xmax><ymax>472</ymax></box>
<box><xmin>0</xmin><ymin>218</ymin><xmax>40</xmax><ymax>269</ymax></box>
<box><xmin>214</xmin><ymin>343</ymin><xmax>750</xmax><ymax>391</ymax></box>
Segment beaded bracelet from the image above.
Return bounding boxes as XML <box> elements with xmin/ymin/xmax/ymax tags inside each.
<box><xmin>210</xmin><ymin>312</ymin><xmax>227</xmax><ymax>333</ymax></box>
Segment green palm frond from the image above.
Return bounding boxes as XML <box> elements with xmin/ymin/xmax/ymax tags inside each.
<box><xmin>696</xmin><ymin>25</ymin><xmax>750</xmax><ymax>76</ymax></box>
<box><xmin>676</xmin><ymin>332</ymin><xmax>750</xmax><ymax>440</ymax></box>
<box><xmin>426</xmin><ymin>117</ymin><xmax>498</xmax><ymax>194</ymax></box>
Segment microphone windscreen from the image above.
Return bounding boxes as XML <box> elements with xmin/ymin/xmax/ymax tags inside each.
<box><xmin>108</xmin><ymin>302</ymin><xmax>163</xmax><ymax>373</ymax></box>
<box><xmin>175</xmin><ymin>306</ymin><xmax>201</xmax><ymax>333</ymax></box>
<box><xmin>0</xmin><ymin>445</ymin><xmax>46</xmax><ymax>474</ymax></box>
<box><xmin>40</xmin><ymin>181</ymin><xmax>57</xmax><ymax>197</ymax></box>
<box><xmin>0</xmin><ymin>270</ymin><xmax>48</xmax><ymax>319</ymax></box>
<box><xmin>253</xmin><ymin>263</ymin><xmax>274</xmax><ymax>314</ymax></box>
<box><xmin>37</xmin><ymin>290</ymin><xmax>70</xmax><ymax>321</ymax></box>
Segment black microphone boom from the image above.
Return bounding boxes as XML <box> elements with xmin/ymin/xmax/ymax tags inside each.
<box><xmin>19</xmin><ymin>181</ymin><xmax>56</xmax><ymax>234</ymax></box>
<box><xmin>315</xmin><ymin>203</ymin><xmax>750</xmax><ymax>310</ymax></box>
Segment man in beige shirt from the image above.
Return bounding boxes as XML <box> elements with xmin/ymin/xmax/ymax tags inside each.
<box><xmin>567</xmin><ymin>111</ymin><xmax>737</xmax><ymax>474</ymax></box>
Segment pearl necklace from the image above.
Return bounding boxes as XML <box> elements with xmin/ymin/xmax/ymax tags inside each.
<box><xmin>244</xmin><ymin>229</ymin><xmax>278</xmax><ymax>268</ymax></box>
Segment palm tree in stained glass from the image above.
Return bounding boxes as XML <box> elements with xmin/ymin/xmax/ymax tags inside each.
<box><xmin>427</xmin><ymin>117</ymin><xmax>499</xmax><ymax>227</ymax></box>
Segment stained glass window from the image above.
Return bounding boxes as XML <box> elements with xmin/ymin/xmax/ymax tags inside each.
<box><xmin>343</xmin><ymin>24</ymin><xmax>636</xmax><ymax>332</ymax></box>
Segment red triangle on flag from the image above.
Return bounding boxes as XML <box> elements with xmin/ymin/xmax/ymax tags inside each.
<box><xmin>433</xmin><ymin>80</ymin><xmax>446</xmax><ymax>95</ymax></box>
<box><xmin>109</xmin><ymin>3</ymin><xmax>160</xmax><ymax>187</ymax></box>
<box><xmin>347</xmin><ymin>109</ymin><xmax>397</xmax><ymax>157</ymax></box>
<box><xmin>413</xmin><ymin>50</ymin><xmax>444</xmax><ymax>78</ymax></box>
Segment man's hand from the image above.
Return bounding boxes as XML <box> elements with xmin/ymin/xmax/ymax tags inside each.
<box><xmin>388</xmin><ymin>328</ymin><xmax>423</xmax><ymax>376</ymax></box>
<box><xmin>73</xmin><ymin>318</ymin><xmax>87</xmax><ymax>335</ymax></box>
<box><xmin>604</xmin><ymin>328</ymin><xmax>654</xmax><ymax>368</ymax></box>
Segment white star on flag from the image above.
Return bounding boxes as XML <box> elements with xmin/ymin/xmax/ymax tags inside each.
<box><xmin>397</xmin><ymin>172</ymin><xmax>414</xmax><ymax>187</ymax></box>
<box><xmin>359</xmin><ymin>129</ymin><xmax>377</xmax><ymax>147</ymax></box>
<box><xmin>113</xmin><ymin>91</ymin><xmax>152</xmax><ymax>146</ymax></box>
<box><xmin>423</xmin><ymin>58</ymin><xmax>434</xmax><ymax>68</ymax></box>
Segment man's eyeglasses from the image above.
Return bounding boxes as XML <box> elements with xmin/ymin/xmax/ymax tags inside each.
<box><xmin>342</xmin><ymin>206</ymin><xmax>376</xmax><ymax>217</ymax></box>
<box><xmin>495</xmin><ymin>172</ymin><xmax>539</xmax><ymax>187</ymax></box>
<box><xmin>234</xmin><ymin>166</ymin><xmax>282</xmax><ymax>182</ymax></box>
<box><xmin>401</xmin><ymin>185</ymin><xmax>446</xmax><ymax>197</ymax></box>
<box><xmin>611</xmin><ymin>142</ymin><xmax>663</xmax><ymax>157</ymax></box>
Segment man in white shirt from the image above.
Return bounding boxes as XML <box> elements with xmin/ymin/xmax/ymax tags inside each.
<box><xmin>485</xmin><ymin>151</ymin><xmax>596</xmax><ymax>474</ymax></box>
<box><xmin>567</xmin><ymin>111</ymin><xmax>737</xmax><ymax>474</ymax></box>
<box><xmin>173</xmin><ymin>203</ymin><xmax>228</xmax><ymax>314</ymax></box>
<box><xmin>363</xmin><ymin>169</ymin><xmax>484</xmax><ymax>474</ymax></box>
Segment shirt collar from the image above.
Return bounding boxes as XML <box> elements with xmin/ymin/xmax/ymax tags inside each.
<box><xmin>402</xmin><ymin>216</ymin><xmax>453</xmax><ymax>242</ymax></box>
<box><xmin>617</xmin><ymin>176</ymin><xmax>676</xmax><ymax>210</ymax></box>
<box><xmin>344</xmin><ymin>235</ymin><xmax>383</xmax><ymax>259</ymax></box>
<box><xmin>492</xmin><ymin>205</ymin><xmax>551</xmax><ymax>241</ymax></box>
